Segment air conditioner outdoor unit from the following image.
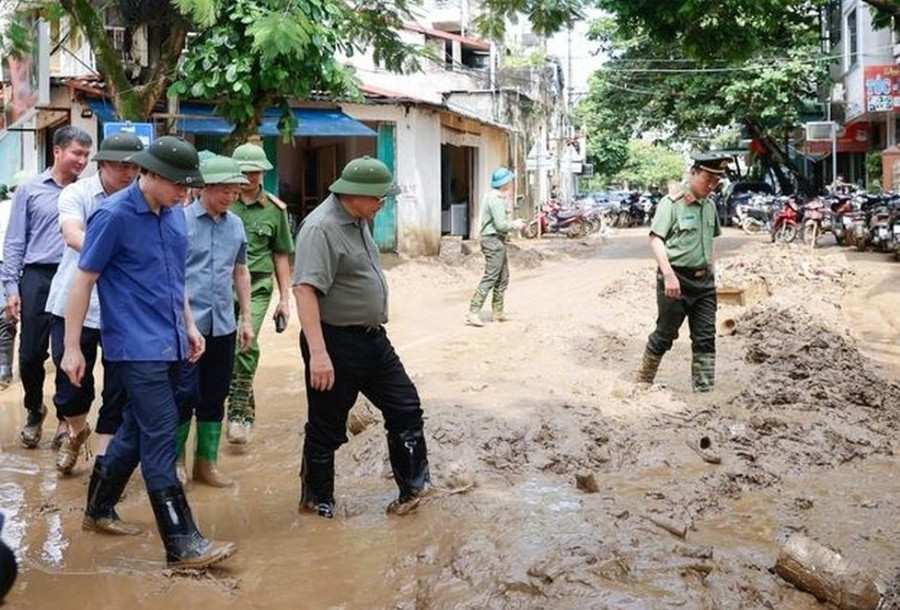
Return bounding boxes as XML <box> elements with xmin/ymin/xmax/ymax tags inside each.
<box><xmin>805</xmin><ymin>121</ymin><xmax>836</xmax><ymax>142</ymax></box>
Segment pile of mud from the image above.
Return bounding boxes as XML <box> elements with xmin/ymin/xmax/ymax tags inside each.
<box><xmin>717</xmin><ymin>243</ymin><xmax>856</xmax><ymax>293</ymax></box>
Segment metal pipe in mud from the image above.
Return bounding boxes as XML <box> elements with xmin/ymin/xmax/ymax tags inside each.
<box><xmin>717</xmin><ymin>317</ymin><xmax>737</xmax><ymax>336</ymax></box>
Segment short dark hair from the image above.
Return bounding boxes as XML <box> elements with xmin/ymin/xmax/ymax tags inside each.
<box><xmin>53</xmin><ymin>125</ymin><xmax>92</xmax><ymax>149</ymax></box>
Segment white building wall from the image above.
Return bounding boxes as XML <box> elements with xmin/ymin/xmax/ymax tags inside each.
<box><xmin>343</xmin><ymin>104</ymin><xmax>444</xmax><ymax>256</ymax></box>
<box><xmin>842</xmin><ymin>0</ymin><xmax>894</xmax><ymax>123</ymax></box>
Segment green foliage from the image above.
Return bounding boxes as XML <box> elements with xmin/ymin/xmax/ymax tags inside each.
<box><xmin>611</xmin><ymin>140</ymin><xmax>685</xmax><ymax>189</ymax></box>
<box><xmin>579</xmin><ymin>0</ymin><xmax>828</xmax><ymax>181</ymax></box>
<box><xmin>866</xmin><ymin>150</ymin><xmax>883</xmax><ymax>183</ymax></box>
<box><xmin>473</xmin><ymin>0</ymin><xmax>586</xmax><ymax>40</ymax></box>
<box><xmin>168</xmin><ymin>0</ymin><xmax>423</xmax><ymax>145</ymax></box>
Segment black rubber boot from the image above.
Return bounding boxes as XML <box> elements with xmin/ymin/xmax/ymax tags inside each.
<box><xmin>82</xmin><ymin>461</ymin><xmax>141</xmax><ymax>536</ymax></box>
<box><xmin>386</xmin><ymin>429</ymin><xmax>431</xmax><ymax>515</ymax></box>
<box><xmin>0</xmin><ymin>513</ymin><xmax>17</xmax><ymax>603</ymax></box>
<box><xmin>299</xmin><ymin>448</ymin><xmax>335</xmax><ymax>518</ymax></box>
<box><xmin>148</xmin><ymin>485</ymin><xmax>235</xmax><ymax>569</ymax></box>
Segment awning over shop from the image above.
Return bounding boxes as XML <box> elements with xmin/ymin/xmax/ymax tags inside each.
<box><xmin>174</xmin><ymin>103</ymin><xmax>376</xmax><ymax>137</ymax></box>
<box><xmin>85</xmin><ymin>99</ymin><xmax>376</xmax><ymax>137</ymax></box>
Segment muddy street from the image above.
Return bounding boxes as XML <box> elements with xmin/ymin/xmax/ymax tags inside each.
<box><xmin>2</xmin><ymin>228</ymin><xmax>900</xmax><ymax>609</ymax></box>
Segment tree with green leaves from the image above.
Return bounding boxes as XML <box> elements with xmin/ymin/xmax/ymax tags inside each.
<box><xmin>583</xmin><ymin>0</ymin><xmax>829</xmax><ymax>194</ymax></box>
<box><xmin>2</xmin><ymin>0</ymin><xmax>586</xmax><ymax>148</ymax></box>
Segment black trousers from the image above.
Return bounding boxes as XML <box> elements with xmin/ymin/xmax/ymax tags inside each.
<box><xmin>300</xmin><ymin>324</ymin><xmax>424</xmax><ymax>457</ymax></box>
<box><xmin>18</xmin><ymin>264</ymin><xmax>58</xmax><ymax>414</ymax></box>
<box><xmin>49</xmin><ymin>315</ymin><xmax>127</xmax><ymax>434</ymax></box>
<box><xmin>646</xmin><ymin>268</ymin><xmax>717</xmax><ymax>355</ymax></box>
<box><xmin>176</xmin><ymin>332</ymin><xmax>236</xmax><ymax>423</ymax></box>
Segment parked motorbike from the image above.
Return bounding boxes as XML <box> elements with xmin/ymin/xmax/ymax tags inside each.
<box><xmin>826</xmin><ymin>194</ymin><xmax>854</xmax><ymax>246</ymax></box>
<box><xmin>890</xmin><ymin>199</ymin><xmax>900</xmax><ymax>260</ymax></box>
<box><xmin>732</xmin><ymin>195</ymin><xmax>773</xmax><ymax>235</ymax></box>
<box><xmin>800</xmin><ymin>198</ymin><xmax>836</xmax><ymax>247</ymax></box>
<box><xmin>853</xmin><ymin>195</ymin><xmax>895</xmax><ymax>252</ymax></box>
<box><xmin>522</xmin><ymin>201</ymin><xmax>589</xmax><ymax>239</ymax></box>
<box><xmin>770</xmin><ymin>196</ymin><xmax>802</xmax><ymax>243</ymax></box>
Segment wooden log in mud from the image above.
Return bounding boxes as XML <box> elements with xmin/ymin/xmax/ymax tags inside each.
<box><xmin>774</xmin><ymin>534</ymin><xmax>882</xmax><ymax>610</ymax></box>
<box><xmin>642</xmin><ymin>514</ymin><xmax>687</xmax><ymax>539</ymax></box>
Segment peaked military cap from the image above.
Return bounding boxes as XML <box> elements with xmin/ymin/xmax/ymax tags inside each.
<box><xmin>691</xmin><ymin>153</ymin><xmax>732</xmax><ymax>175</ymax></box>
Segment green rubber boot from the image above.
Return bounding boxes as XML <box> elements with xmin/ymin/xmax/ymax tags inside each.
<box><xmin>193</xmin><ymin>421</ymin><xmax>233</xmax><ymax>487</ymax></box>
<box><xmin>175</xmin><ymin>420</ymin><xmax>190</xmax><ymax>485</ymax></box>
<box><xmin>691</xmin><ymin>352</ymin><xmax>716</xmax><ymax>393</ymax></box>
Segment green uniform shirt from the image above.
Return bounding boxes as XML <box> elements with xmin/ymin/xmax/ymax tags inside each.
<box><xmin>649</xmin><ymin>186</ymin><xmax>721</xmax><ymax>268</ymax></box>
<box><xmin>231</xmin><ymin>188</ymin><xmax>294</xmax><ymax>275</ymax></box>
<box><xmin>292</xmin><ymin>194</ymin><xmax>388</xmax><ymax>327</ymax></box>
<box><xmin>480</xmin><ymin>189</ymin><xmax>516</xmax><ymax>237</ymax></box>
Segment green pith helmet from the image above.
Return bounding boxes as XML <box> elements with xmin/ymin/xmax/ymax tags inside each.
<box><xmin>129</xmin><ymin>136</ymin><xmax>204</xmax><ymax>186</ymax></box>
<box><xmin>200</xmin><ymin>155</ymin><xmax>250</xmax><ymax>185</ymax></box>
<box><xmin>92</xmin><ymin>132</ymin><xmax>144</xmax><ymax>162</ymax></box>
<box><xmin>232</xmin><ymin>142</ymin><xmax>273</xmax><ymax>172</ymax></box>
<box><xmin>329</xmin><ymin>156</ymin><xmax>399</xmax><ymax>198</ymax></box>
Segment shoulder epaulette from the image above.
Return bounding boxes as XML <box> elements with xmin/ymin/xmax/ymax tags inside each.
<box><xmin>668</xmin><ymin>187</ymin><xmax>684</xmax><ymax>202</ymax></box>
<box><xmin>266</xmin><ymin>192</ymin><xmax>288</xmax><ymax>210</ymax></box>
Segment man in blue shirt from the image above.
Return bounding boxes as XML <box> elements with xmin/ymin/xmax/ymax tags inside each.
<box><xmin>61</xmin><ymin>136</ymin><xmax>235</xmax><ymax>569</ymax></box>
<box><xmin>3</xmin><ymin>126</ymin><xmax>92</xmax><ymax>449</ymax></box>
<box><xmin>176</xmin><ymin>155</ymin><xmax>253</xmax><ymax>487</ymax></box>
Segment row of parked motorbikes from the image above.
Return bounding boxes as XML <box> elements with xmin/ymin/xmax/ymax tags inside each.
<box><xmin>520</xmin><ymin>192</ymin><xmax>658</xmax><ymax>239</ymax></box>
<box><xmin>731</xmin><ymin>188</ymin><xmax>900</xmax><ymax>259</ymax></box>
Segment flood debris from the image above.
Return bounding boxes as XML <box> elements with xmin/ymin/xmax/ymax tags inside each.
<box><xmin>575</xmin><ymin>473</ymin><xmax>600</xmax><ymax>493</ymax></box>
<box><xmin>774</xmin><ymin>534</ymin><xmax>883</xmax><ymax>610</ymax></box>
<box><xmin>641</xmin><ymin>514</ymin><xmax>688</xmax><ymax>539</ymax></box>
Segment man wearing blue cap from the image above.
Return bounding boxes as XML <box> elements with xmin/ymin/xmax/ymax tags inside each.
<box><xmin>466</xmin><ymin>166</ymin><xmax>524</xmax><ymax>327</ymax></box>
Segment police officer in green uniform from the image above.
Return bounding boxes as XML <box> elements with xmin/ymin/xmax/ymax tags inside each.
<box><xmin>226</xmin><ymin>142</ymin><xmax>294</xmax><ymax>444</ymax></box>
<box><xmin>466</xmin><ymin>166</ymin><xmax>525</xmax><ymax>327</ymax></box>
<box><xmin>636</xmin><ymin>153</ymin><xmax>731</xmax><ymax>392</ymax></box>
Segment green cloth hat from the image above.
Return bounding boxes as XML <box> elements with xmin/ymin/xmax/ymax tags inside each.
<box><xmin>691</xmin><ymin>153</ymin><xmax>732</xmax><ymax>175</ymax></box>
<box><xmin>200</xmin><ymin>155</ymin><xmax>250</xmax><ymax>185</ymax></box>
<box><xmin>329</xmin><ymin>156</ymin><xmax>399</xmax><ymax>198</ymax></box>
<box><xmin>232</xmin><ymin>142</ymin><xmax>273</xmax><ymax>172</ymax></box>
<box><xmin>130</xmin><ymin>136</ymin><xmax>204</xmax><ymax>186</ymax></box>
<box><xmin>92</xmin><ymin>132</ymin><xmax>144</xmax><ymax>162</ymax></box>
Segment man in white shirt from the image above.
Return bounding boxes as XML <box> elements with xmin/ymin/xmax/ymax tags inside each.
<box><xmin>45</xmin><ymin>133</ymin><xmax>143</xmax><ymax>474</ymax></box>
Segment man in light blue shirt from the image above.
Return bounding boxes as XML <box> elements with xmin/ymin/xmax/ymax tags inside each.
<box><xmin>3</xmin><ymin>126</ymin><xmax>92</xmax><ymax>449</ymax></box>
<box><xmin>45</xmin><ymin>133</ymin><xmax>143</xmax><ymax>475</ymax></box>
<box><xmin>176</xmin><ymin>155</ymin><xmax>253</xmax><ymax>487</ymax></box>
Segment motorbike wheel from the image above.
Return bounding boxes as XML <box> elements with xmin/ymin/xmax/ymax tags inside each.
<box><xmin>566</xmin><ymin>219</ymin><xmax>588</xmax><ymax>239</ymax></box>
<box><xmin>801</xmin><ymin>221</ymin><xmax>818</xmax><ymax>247</ymax></box>
<box><xmin>521</xmin><ymin>221</ymin><xmax>539</xmax><ymax>239</ymax></box>
<box><xmin>741</xmin><ymin>218</ymin><xmax>763</xmax><ymax>235</ymax></box>
<box><xmin>775</xmin><ymin>223</ymin><xmax>797</xmax><ymax>243</ymax></box>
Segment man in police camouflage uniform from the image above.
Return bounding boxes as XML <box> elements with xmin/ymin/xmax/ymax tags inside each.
<box><xmin>636</xmin><ymin>153</ymin><xmax>730</xmax><ymax>392</ymax></box>
<box><xmin>226</xmin><ymin>142</ymin><xmax>294</xmax><ymax>444</ymax></box>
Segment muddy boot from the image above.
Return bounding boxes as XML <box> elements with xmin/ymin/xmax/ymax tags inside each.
<box><xmin>149</xmin><ymin>485</ymin><xmax>236</xmax><ymax>569</ymax></box>
<box><xmin>226</xmin><ymin>375</ymin><xmax>253</xmax><ymax>444</ymax></box>
<box><xmin>635</xmin><ymin>348</ymin><xmax>664</xmax><ymax>384</ymax></box>
<box><xmin>386</xmin><ymin>428</ymin><xmax>431</xmax><ymax>516</ymax></box>
<box><xmin>82</xmin><ymin>461</ymin><xmax>141</xmax><ymax>536</ymax></box>
<box><xmin>691</xmin><ymin>352</ymin><xmax>716</xmax><ymax>393</ymax></box>
<box><xmin>491</xmin><ymin>290</ymin><xmax>507</xmax><ymax>322</ymax></box>
<box><xmin>466</xmin><ymin>290</ymin><xmax>487</xmax><ymax>327</ymax></box>
<box><xmin>0</xmin><ymin>513</ymin><xmax>17</xmax><ymax>602</ymax></box>
<box><xmin>193</xmin><ymin>421</ymin><xmax>233</xmax><ymax>488</ymax></box>
<box><xmin>56</xmin><ymin>423</ymin><xmax>92</xmax><ymax>475</ymax></box>
<box><xmin>20</xmin><ymin>405</ymin><xmax>47</xmax><ymax>449</ymax></box>
<box><xmin>299</xmin><ymin>449</ymin><xmax>335</xmax><ymax>518</ymax></box>
<box><xmin>0</xmin><ymin>310</ymin><xmax>14</xmax><ymax>389</ymax></box>
<box><xmin>175</xmin><ymin>420</ymin><xmax>190</xmax><ymax>485</ymax></box>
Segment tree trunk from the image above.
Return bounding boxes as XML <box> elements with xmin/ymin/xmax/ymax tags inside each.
<box><xmin>744</xmin><ymin>119</ymin><xmax>816</xmax><ymax>197</ymax></box>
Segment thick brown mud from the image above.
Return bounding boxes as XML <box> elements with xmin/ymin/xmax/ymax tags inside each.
<box><xmin>2</xmin><ymin>229</ymin><xmax>900</xmax><ymax>609</ymax></box>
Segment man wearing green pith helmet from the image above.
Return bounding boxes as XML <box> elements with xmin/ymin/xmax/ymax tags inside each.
<box><xmin>226</xmin><ymin>142</ymin><xmax>294</xmax><ymax>445</ymax></box>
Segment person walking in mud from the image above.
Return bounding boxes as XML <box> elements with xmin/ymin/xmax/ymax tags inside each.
<box><xmin>293</xmin><ymin>156</ymin><xmax>431</xmax><ymax>518</ymax></box>
<box><xmin>3</xmin><ymin>126</ymin><xmax>93</xmax><ymax>449</ymax></box>
<box><xmin>45</xmin><ymin>133</ymin><xmax>144</xmax><ymax>474</ymax></box>
<box><xmin>636</xmin><ymin>153</ymin><xmax>730</xmax><ymax>392</ymax></box>
<box><xmin>466</xmin><ymin>166</ymin><xmax>525</xmax><ymax>327</ymax></box>
<box><xmin>61</xmin><ymin>136</ymin><xmax>235</xmax><ymax>569</ymax></box>
<box><xmin>175</xmin><ymin>155</ymin><xmax>254</xmax><ymax>487</ymax></box>
<box><xmin>0</xmin><ymin>171</ymin><xmax>32</xmax><ymax>389</ymax></box>
<box><xmin>226</xmin><ymin>142</ymin><xmax>294</xmax><ymax>445</ymax></box>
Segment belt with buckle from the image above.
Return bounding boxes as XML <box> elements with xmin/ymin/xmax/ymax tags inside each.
<box><xmin>671</xmin><ymin>266</ymin><xmax>709</xmax><ymax>278</ymax></box>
